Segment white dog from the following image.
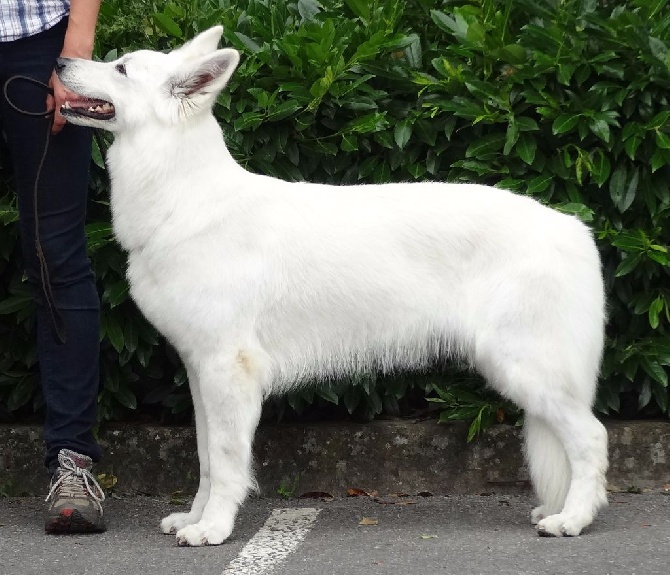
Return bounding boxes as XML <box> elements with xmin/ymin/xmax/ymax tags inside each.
<box><xmin>56</xmin><ymin>26</ymin><xmax>608</xmax><ymax>545</ymax></box>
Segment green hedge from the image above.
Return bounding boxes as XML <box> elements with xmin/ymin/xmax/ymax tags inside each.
<box><xmin>0</xmin><ymin>0</ymin><xmax>668</xmax><ymax>426</ymax></box>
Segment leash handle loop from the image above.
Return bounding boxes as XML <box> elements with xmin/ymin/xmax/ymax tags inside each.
<box><xmin>3</xmin><ymin>75</ymin><xmax>66</xmax><ymax>344</ymax></box>
<box><xmin>3</xmin><ymin>74</ymin><xmax>55</xmax><ymax>117</ymax></box>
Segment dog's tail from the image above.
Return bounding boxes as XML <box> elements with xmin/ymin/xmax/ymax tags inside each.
<box><xmin>523</xmin><ymin>415</ymin><xmax>571</xmax><ymax>515</ymax></box>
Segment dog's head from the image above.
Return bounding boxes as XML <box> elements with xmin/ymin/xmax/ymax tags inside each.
<box><xmin>56</xmin><ymin>26</ymin><xmax>239</xmax><ymax>132</ymax></box>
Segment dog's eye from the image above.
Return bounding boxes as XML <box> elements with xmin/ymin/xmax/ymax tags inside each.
<box><xmin>115</xmin><ymin>63</ymin><xmax>127</xmax><ymax>76</ymax></box>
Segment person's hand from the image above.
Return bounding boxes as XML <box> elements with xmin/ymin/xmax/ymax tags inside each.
<box><xmin>47</xmin><ymin>71</ymin><xmax>78</xmax><ymax>135</ymax></box>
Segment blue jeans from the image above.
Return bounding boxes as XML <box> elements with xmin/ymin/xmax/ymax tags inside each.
<box><xmin>0</xmin><ymin>18</ymin><xmax>102</xmax><ymax>472</ymax></box>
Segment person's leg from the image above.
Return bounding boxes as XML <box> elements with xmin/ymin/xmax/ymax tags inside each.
<box><xmin>0</xmin><ymin>20</ymin><xmax>103</xmax><ymax>529</ymax></box>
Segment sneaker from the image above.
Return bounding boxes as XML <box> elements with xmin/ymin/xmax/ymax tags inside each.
<box><xmin>44</xmin><ymin>449</ymin><xmax>106</xmax><ymax>533</ymax></box>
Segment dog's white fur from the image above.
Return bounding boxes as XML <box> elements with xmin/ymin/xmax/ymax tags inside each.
<box><xmin>57</xmin><ymin>27</ymin><xmax>608</xmax><ymax>545</ymax></box>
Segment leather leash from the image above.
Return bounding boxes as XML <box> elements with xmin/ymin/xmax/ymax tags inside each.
<box><xmin>3</xmin><ymin>75</ymin><xmax>66</xmax><ymax>344</ymax></box>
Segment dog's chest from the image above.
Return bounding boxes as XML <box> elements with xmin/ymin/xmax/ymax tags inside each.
<box><xmin>125</xmin><ymin>249</ymin><xmax>226</xmax><ymax>353</ymax></box>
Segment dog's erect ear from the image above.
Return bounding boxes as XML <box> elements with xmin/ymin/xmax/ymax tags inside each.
<box><xmin>170</xmin><ymin>48</ymin><xmax>239</xmax><ymax>97</ymax></box>
<box><xmin>172</xmin><ymin>25</ymin><xmax>224</xmax><ymax>60</ymax></box>
<box><xmin>166</xmin><ymin>48</ymin><xmax>240</xmax><ymax>120</ymax></box>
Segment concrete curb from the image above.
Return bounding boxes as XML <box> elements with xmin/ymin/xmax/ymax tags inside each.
<box><xmin>1</xmin><ymin>420</ymin><xmax>668</xmax><ymax>497</ymax></box>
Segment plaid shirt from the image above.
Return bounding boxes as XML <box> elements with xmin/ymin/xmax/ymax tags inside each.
<box><xmin>0</xmin><ymin>0</ymin><xmax>69</xmax><ymax>42</ymax></box>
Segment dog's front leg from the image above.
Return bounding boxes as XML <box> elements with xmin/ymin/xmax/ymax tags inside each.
<box><xmin>174</xmin><ymin>350</ymin><xmax>265</xmax><ymax>546</ymax></box>
<box><xmin>160</xmin><ymin>360</ymin><xmax>210</xmax><ymax>534</ymax></box>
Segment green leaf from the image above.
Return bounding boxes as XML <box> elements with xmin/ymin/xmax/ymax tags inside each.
<box><xmin>649</xmin><ymin>297</ymin><xmax>664</xmax><ymax>329</ymax></box>
<box><xmin>651</xmin><ymin>148</ymin><xmax>668</xmax><ymax>172</ymax></box>
<box><xmin>7</xmin><ymin>376</ymin><xmax>36</xmax><ymax>411</ymax></box>
<box><xmin>123</xmin><ymin>318</ymin><xmax>139</xmax><ymax>355</ymax></box>
<box><xmin>104</xmin><ymin>314</ymin><xmax>125</xmax><ymax>353</ymax></box>
<box><xmin>641</xmin><ymin>357</ymin><xmax>668</xmax><ymax>386</ymax></box>
<box><xmin>402</xmin><ymin>34</ymin><xmax>422</xmax><ymax>69</ymax></box>
<box><xmin>234</xmin><ymin>32</ymin><xmax>261</xmax><ymax>54</ymax></box>
<box><xmin>104</xmin><ymin>280</ymin><xmax>129</xmax><ymax>308</ymax></box>
<box><xmin>394</xmin><ymin>121</ymin><xmax>412</xmax><ymax>150</ymax></box>
<box><xmin>638</xmin><ymin>381</ymin><xmax>652</xmax><ymax>409</ymax></box>
<box><xmin>503</xmin><ymin>120</ymin><xmax>519</xmax><ymax>156</ymax></box>
<box><xmin>611</xmin><ymin>231</ymin><xmax>647</xmax><ymax>252</ymax></box>
<box><xmin>364</xmin><ymin>389</ymin><xmax>383</xmax><ymax>416</ymax></box>
<box><xmin>373</xmin><ymin>162</ymin><xmax>391</xmax><ymax>183</ymax></box>
<box><xmin>344</xmin><ymin>112</ymin><xmax>388</xmax><ymax>134</ymax></box>
<box><xmin>267</xmin><ymin>101</ymin><xmax>302</xmax><ymax>122</ymax></box>
<box><xmin>340</xmin><ymin>133</ymin><xmax>358</xmax><ymax>152</ymax></box>
<box><xmin>653</xmin><ymin>384</ymin><xmax>669</xmax><ymax>412</ymax></box>
<box><xmin>104</xmin><ymin>370</ymin><xmax>120</xmax><ymax>392</ymax></box>
<box><xmin>343</xmin><ymin>387</ymin><xmax>361</xmax><ymax>414</ymax></box>
<box><xmin>645</xmin><ymin>111</ymin><xmax>670</xmax><ymax>130</ymax></box>
<box><xmin>609</xmin><ymin>165</ymin><xmax>637</xmax><ymax>212</ymax></box>
<box><xmin>552</xmin><ymin>114</ymin><xmax>580</xmax><ymax>135</ymax></box>
<box><xmin>621</xmin><ymin>168</ymin><xmax>639</xmax><ymax>212</ymax></box>
<box><xmin>164</xmin><ymin>2</ymin><xmax>185</xmax><ymax>18</ymax></box>
<box><xmin>465</xmin><ymin>134</ymin><xmax>505</xmax><ymax>158</ymax></box>
<box><xmin>648</xmin><ymin>250</ymin><xmax>669</xmax><ymax>265</ymax></box>
<box><xmin>556</xmin><ymin>203</ymin><xmax>594</xmax><ymax>222</ymax></box>
<box><xmin>527</xmin><ymin>174</ymin><xmax>552</xmax><ymax>194</ymax></box>
<box><xmin>590</xmin><ymin>150</ymin><xmax>611</xmax><ymax>187</ymax></box>
<box><xmin>114</xmin><ymin>387</ymin><xmax>137</xmax><ymax>410</ymax></box>
<box><xmin>624</xmin><ymin>135</ymin><xmax>642</xmax><ymax>160</ymax></box>
<box><xmin>0</xmin><ymin>295</ymin><xmax>33</xmax><ymax>315</ymax></box>
<box><xmin>516</xmin><ymin>133</ymin><xmax>537</xmax><ymax>165</ymax></box>
<box><xmin>408</xmin><ymin>163</ymin><xmax>427</xmax><ymax>179</ymax></box>
<box><xmin>558</xmin><ymin>63</ymin><xmax>578</xmax><ymax>85</ymax></box>
<box><xmin>430</xmin><ymin>10</ymin><xmax>459</xmax><ymax>35</ymax></box>
<box><xmin>298</xmin><ymin>0</ymin><xmax>321</xmax><ymax>21</ymax></box>
<box><xmin>655</xmin><ymin>131</ymin><xmax>670</xmax><ymax>149</ymax></box>
<box><xmin>589</xmin><ymin>118</ymin><xmax>610</xmax><ymax>143</ymax></box>
<box><xmin>497</xmin><ymin>44</ymin><xmax>526</xmax><ymax>64</ymax></box>
<box><xmin>317</xmin><ymin>387</ymin><xmax>340</xmax><ymax>405</ymax></box>
<box><xmin>344</xmin><ymin>0</ymin><xmax>370</xmax><ymax>20</ymax></box>
<box><xmin>516</xmin><ymin>117</ymin><xmax>539</xmax><ymax>132</ymax></box>
<box><xmin>615</xmin><ymin>253</ymin><xmax>643</xmax><ymax>277</ymax></box>
<box><xmin>91</xmin><ymin>137</ymin><xmax>105</xmax><ymax>169</ymax></box>
<box><xmin>153</xmin><ymin>13</ymin><xmax>183</xmax><ymax>38</ymax></box>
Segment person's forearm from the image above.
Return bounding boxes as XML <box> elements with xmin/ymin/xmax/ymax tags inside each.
<box><xmin>61</xmin><ymin>0</ymin><xmax>102</xmax><ymax>59</ymax></box>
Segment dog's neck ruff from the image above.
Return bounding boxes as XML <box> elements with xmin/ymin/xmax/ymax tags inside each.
<box><xmin>107</xmin><ymin>114</ymin><xmax>248</xmax><ymax>254</ymax></box>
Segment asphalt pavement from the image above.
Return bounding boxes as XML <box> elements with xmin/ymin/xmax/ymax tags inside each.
<box><xmin>1</xmin><ymin>492</ymin><xmax>668</xmax><ymax>575</ymax></box>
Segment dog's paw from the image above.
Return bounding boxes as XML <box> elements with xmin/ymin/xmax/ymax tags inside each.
<box><xmin>160</xmin><ymin>512</ymin><xmax>200</xmax><ymax>535</ymax></box>
<box><xmin>537</xmin><ymin>513</ymin><xmax>587</xmax><ymax>537</ymax></box>
<box><xmin>175</xmin><ymin>520</ymin><xmax>233</xmax><ymax>546</ymax></box>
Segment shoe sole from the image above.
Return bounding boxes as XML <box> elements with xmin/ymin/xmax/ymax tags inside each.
<box><xmin>45</xmin><ymin>508</ymin><xmax>106</xmax><ymax>534</ymax></box>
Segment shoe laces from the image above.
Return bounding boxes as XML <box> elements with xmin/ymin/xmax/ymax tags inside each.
<box><xmin>45</xmin><ymin>450</ymin><xmax>106</xmax><ymax>515</ymax></box>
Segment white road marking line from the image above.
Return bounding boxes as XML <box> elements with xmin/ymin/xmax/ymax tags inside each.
<box><xmin>223</xmin><ymin>508</ymin><xmax>321</xmax><ymax>575</ymax></box>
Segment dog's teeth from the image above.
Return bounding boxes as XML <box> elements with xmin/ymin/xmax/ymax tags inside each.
<box><xmin>86</xmin><ymin>103</ymin><xmax>113</xmax><ymax>114</ymax></box>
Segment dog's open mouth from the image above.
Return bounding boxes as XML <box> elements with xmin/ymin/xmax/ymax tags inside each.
<box><xmin>61</xmin><ymin>98</ymin><xmax>115</xmax><ymax>120</ymax></box>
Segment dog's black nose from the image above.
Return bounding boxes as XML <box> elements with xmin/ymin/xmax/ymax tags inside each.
<box><xmin>54</xmin><ymin>57</ymin><xmax>69</xmax><ymax>72</ymax></box>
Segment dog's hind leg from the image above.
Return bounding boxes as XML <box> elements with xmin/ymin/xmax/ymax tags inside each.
<box><xmin>478</xmin><ymin>325</ymin><xmax>607</xmax><ymax>537</ymax></box>
<box><xmin>174</xmin><ymin>347</ymin><xmax>268</xmax><ymax>546</ymax></box>
<box><xmin>160</xmin><ymin>359</ymin><xmax>211</xmax><ymax>534</ymax></box>
<box><xmin>486</xmin><ymin>359</ymin><xmax>608</xmax><ymax>536</ymax></box>
<box><xmin>475</xmin><ymin>262</ymin><xmax>607</xmax><ymax>536</ymax></box>
<box><xmin>531</xmin><ymin>404</ymin><xmax>607</xmax><ymax>537</ymax></box>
